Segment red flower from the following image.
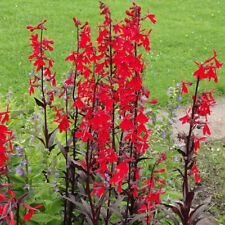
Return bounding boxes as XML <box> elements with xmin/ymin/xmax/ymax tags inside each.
<box><xmin>142</xmin><ymin>98</ymin><xmax>158</xmax><ymax>104</ymax></box>
<box><xmin>27</xmin><ymin>20</ymin><xmax>47</xmax><ymax>32</ymax></box>
<box><xmin>136</xmin><ymin>111</ymin><xmax>149</xmax><ymax>124</ymax></box>
<box><xmin>91</xmin><ymin>183</ymin><xmax>106</xmax><ymax>197</ymax></box>
<box><xmin>189</xmin><ymin>164</ymin><xmax>201</xmax><ymax>183</ymax></box>
<box><xmin>73</xmin><ymin>17</ymin><xmax>81</xmax><ymax>27</ymax></box>
<box><xmin>142</xmin><ymin>9</ymin><xmax>156</xmax><ymax>24</ymax></box>
<box><xmin>179</xmin><ymin>112</ymin><xmax>190</xmax><ymax>124</ymax></box>
<box><xmin>33</xmin><ymin>57</ymin><xmax>45</xmax><ymax>72</ymax></box>
<box><xmin>109</xmin><ymin>156</ymin><xmax>133</xmax><ymax>193</ymax></box>
<box><xmin>119</xmin><ymin>114</ymin><xmax>134</xmax><ymax>132</ymax></box>
<box><xmin>194</xmin><ymin>137</ymin><xmax>206</xmax><ymax>154</ymax></box>
<box><xmin>156</xmin><ymin>152</ymin><xmax>167</xmax><ymax>165</ymax></box>
<box><xmin>203</xmin><ymin>123</ymin><xmax>211</xmax><ymax>136</ymax></box>
<box><xmin>54</xmin><ymin>115</ymin><xmax>72</xmax><ymax>133</ymax></box>
<box><xmin>214</xmin><ymin>57</ymin><xmax>223</xmax><ymax>68</ymax></box>
<box><xmin>23</xmin><ymin>204</ymin><xmax>43</xmax><ymax>222</ymax></box>
<box><xmin>193</xmin><ymin>64</ymin><xmax>206</xmax><ymax>79</ymax></box>
<box><xmin>181</xmin><ymin>81</ymin><xmax>192</xmax><ymax>95</ymax></box>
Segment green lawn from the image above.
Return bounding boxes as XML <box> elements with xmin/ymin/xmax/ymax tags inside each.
<box><xmin>0</xmin><ymin>0</ymin><xmax>224</xmax><ymax>107</ymax></box>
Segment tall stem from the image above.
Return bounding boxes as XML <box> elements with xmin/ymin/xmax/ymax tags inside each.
<box><xmin>85</xmin><ymin>77</ymin><xmax>99</xmax><ymax>224</ymax></box>
<box><xmin>16</xmin><ymin>202</ymin><xmax>20</xmax><ymax>225</ymax></box>
<box><xmin>105</xmin><ymin>14</ymin><xmax>116</xmax><ymax>225</ymax></box>
<box><xmin>64</xmin><ymin>90</ymin><xmax>70</xmax><ymax>225</ymax></box>
<box><xmin>40</xmin><ymin>29</ymin><xmax>48</xmax><ymax>149</ymax></box>
<box><xmin>183</xmin><ymin>76</ymin><xmax>200</xmax><ymax>221</ymax></box>
<box><xmin>68</xmin><ymin>25</ymin><xmax>80</xmax><ymax>224</ymax></box>
<box><xmin>124</xmin><ymin>38</ymin><xmax>139</xmax><ymax>224</ymax></box>
<box><xmin>147</xmin><ymin>163</ymin><xmax>156</xmax><ymax>224</ymax></box>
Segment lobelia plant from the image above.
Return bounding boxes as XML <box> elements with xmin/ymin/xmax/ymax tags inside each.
<box><xmin>24</xmin><ymin>1</ymin><xmax>223</xmax><ymax>225</ymax></box>
<box><xmin>27</xmin><ymin>18</ymin><xmax>58</xmax><ymax>187</ymax></box>
<box><xmin>164</xmin><ymin>50</ymin><xmax>223</xmax><ymax>225</ymax></box>
<box><xmin>27</xmin><ymin>19</ymin><xmax>57</xmax><ymax>151</ymax></box>
<box><xmin>26</xmin><ymin>1</ymin><xmax>167</xmax><ymax>225</ymax></box>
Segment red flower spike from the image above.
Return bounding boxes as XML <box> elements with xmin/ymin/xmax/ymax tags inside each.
<box><xmin>27</xmin><ymin>19</ymin><xmax>47</xmax><ymax>32</ymax></box>
<box><xmin>73</xmin><ymin>17</ymin><xmax>81</xmax><ymax>27</ymax></box>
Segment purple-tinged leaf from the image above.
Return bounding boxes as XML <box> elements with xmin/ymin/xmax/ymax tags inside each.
<box><xmin>189</xmin><ymin>196</ymin><xmax>211</xmax><ymax>224</ymax></box>
<box><xmin>18</xmin><ymin>190</ymin><xmax>34</xmax><ymax>204</ymax></box>
<box><xmin>36</xmin><ymin>136</ymin><xmax>45</xmax><ymax>146</ymax></box>
<box><xmin>34</xmin><ymin>97</ymin><xmax>45</xmax><ymax>108</ymax></box>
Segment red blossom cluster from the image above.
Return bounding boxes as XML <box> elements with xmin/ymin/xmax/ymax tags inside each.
<box><xmin>0</xmin><ymin>106</ymin><xmax>13</xmax><ymax>173</ymax></box>
<box><xmin>55</xmin><ymin>2</ymin><xmax>166</xmax><ymax>223</ymax></box>
<box><xmin>0</xmin><ymin>108</ymin><xmax>16</xmax><ymax>224</ymax></box>
<box><xmin>27</xmin><ymin>1</ymin><xmax>167</xmax><ymax>224</ymax></box>
<box><xmin>27</xmin><ymin>19</ymin><xmax>58</xmax><ymax>151</ymax></box>
<box><xmin>164</xmin><ymin>52</ymin><xmax>223</xmax><ymax>225</ymax></box>
<box><xmin>0</xmin><ymin>108</ymin><xmax>42</xmax><ymax>224</ymax></box>
<box><xmin>26</xmin><ymin>1</ymin><xmax>223</xmax><ymax>224</ymax></box>
<box><xmin>179</xmin><ymin>51</ymin><xmax>223</xmax><ymax>183</ymax></box>
<box><xmin>27</xmin><ymin>19</ymin><xmax>56</xmax><ymax>98</ymax></box>
<box><xmin>24</xmin><ymin>1</ymin><xmax>223</xmax><ymax>224</ymax></box>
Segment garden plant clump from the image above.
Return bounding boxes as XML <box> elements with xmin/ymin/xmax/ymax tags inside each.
<box><xmin>0</xmin><ymin>1</ymin><xmax>223</xmax><ymax>225</ymax></box>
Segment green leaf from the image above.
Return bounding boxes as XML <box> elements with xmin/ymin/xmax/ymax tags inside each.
<box><xmin>30</xmin><ymin>214</ymin><xmax>61</xmax><ymax>224</ymax></box>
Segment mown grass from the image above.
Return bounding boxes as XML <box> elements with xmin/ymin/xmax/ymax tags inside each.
<box><xmin>0</xmin><ymin>0</ymin><xmax>224</xmax><ymax>107</ymax></box>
